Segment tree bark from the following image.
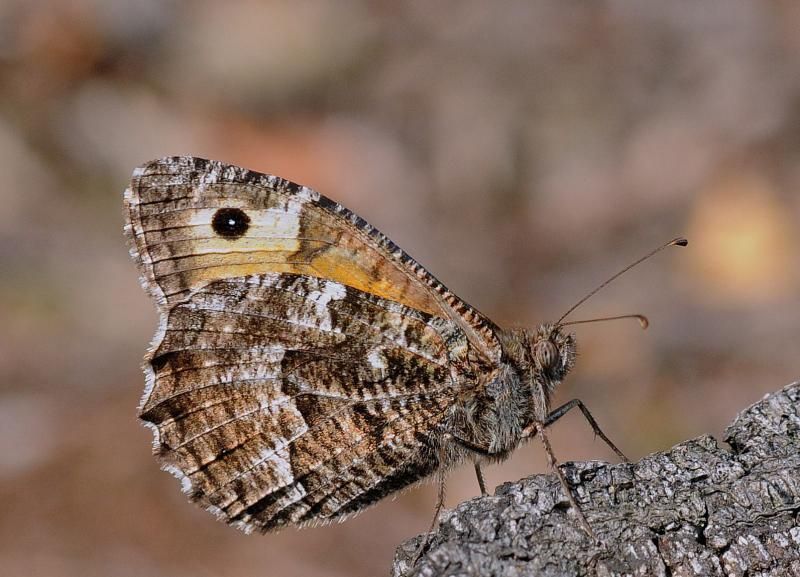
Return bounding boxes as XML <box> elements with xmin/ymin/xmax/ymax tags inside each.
<box><xmin>393</xmin><ymin>382</ymin><xmax>800</xmax><ymax>577</ymax></box>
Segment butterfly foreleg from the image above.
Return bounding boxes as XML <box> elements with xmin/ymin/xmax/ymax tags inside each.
<box><xmin>522</xmin><ymin>422</ymin><xmax>598</xmax><ymax>542</ymax></box>
<box><xmin>545</xmin><ymin>399</ymin><xmax>628</xmax><ymax>462</ymax></box>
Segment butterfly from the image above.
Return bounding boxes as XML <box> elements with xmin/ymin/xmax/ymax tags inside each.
<box><xmin>124</xmin><ymin>156</ymin><xmax>685</xmax><ymax>536</ymax></box>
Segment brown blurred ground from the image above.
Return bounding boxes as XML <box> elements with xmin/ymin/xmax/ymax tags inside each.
<box><xmin>1</xmin><ymin>2</ymin><xmax>799</xmax><ymax>576</ymax></box>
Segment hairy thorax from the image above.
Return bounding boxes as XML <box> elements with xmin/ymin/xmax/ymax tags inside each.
<box><xmin>437</xmin><ymin>325</ymin><xmax>576</xmax><ymax>468</ymax></box>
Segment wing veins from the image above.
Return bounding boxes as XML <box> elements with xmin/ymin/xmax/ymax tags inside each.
<box><xmin>166</xmin><ymin>293</ymin><xmax>447</xmax><ymax>364</ymax></box>
<box><xmin>207</xmin><ymin>392</ymin><xmax>444</xmax><ymax>507</ymax></box>
<box><xmin>146</xmin><ymin>239</ymin><xmax>335</xmax><ymax>264</ymax></box>
<box><xmin>149</xmin><ymin>357</ymin><xmax>454</xmax><ymax>427</ymax></box>
<box><xmin>223</xmin><ymin>398</ymin><xmax>443</xmax><ymax>525</ymax></box>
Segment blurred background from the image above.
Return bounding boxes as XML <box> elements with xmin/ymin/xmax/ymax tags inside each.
<box><xmin>1</xmin><ymin>1</ymin><xmax>799</xmax><ymax>576</ymax></box>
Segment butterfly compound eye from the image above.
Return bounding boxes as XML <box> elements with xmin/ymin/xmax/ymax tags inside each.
<box><xmin>212</xmin><ymin>208</ymin><xmax>250</xmax><ymax>239</ymax></box>
<box><xmin>534</xmin><ymin>340</ymin><xmax>559</xmax><ymax>370</ymax></box>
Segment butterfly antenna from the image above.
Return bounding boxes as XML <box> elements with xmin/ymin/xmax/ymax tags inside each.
<box><xmin>555</xmin><ymin>237</ymin><xmax>687</xmax><ymax>326</ymax></box>
<box><xmin>561</xmin><ymin>313</ymin><xmax>649</xmax><ymax>330</ymax></box>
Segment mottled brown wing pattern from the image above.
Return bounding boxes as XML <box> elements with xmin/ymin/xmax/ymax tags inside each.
<box><xmin>140</xmin><ymin>273</ymin><xmax>465</xmax><ymax>531</ymax></box>
<box><xmin>124</xmin><ymin>157</ymin><xmax>499</xmax><ymax>532</ymax></box>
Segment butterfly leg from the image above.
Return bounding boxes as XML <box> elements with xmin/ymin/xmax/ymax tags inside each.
<box><xmin>410</xmin><ymin>452</ymin><xmax>450</xmax><ymax>569</ymax></box>
<box><xmin>414</xmin><ymin>429</ymin><xmax>501</xmax><ymax>569</ymax></box>
<box><xmin>545</xmin><ymin>399</ymin><xmax>628</xmax><ymax>462</ymax></box>
<box><xmin>524</xmin><ymin>422</ymin><xmax>597</xmax><ymax>542</ymax></box>
<box><xmin>474</xmin><ymin>463</ymin><xmax>488</xmax><ymax>496</ymax></box>
<box><xmin>431</xmin><ymin>468</ymin><xmax>448</xmax><ymax>534</ymax></box>
<box><xmin>442</xmin><ymin>432</ymin><xmax>492</xmax><ymax>496</ymax></box>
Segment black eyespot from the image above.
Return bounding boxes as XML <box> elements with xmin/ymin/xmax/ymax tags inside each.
<box><xmin>534</xmin><ymin>340</ymin><xmax>559</xmax><ymax>370</ymax></box>
<box><xmin>212</xmin><ymin>208</ymin><xmax>250</xmax><ymax>239</ymax></box>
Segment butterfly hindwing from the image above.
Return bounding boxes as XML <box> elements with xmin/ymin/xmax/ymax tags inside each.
<box><xmin>136</xmin><ymin>272</ymin><xmax>467</xmax><ymax>531</ymax></box>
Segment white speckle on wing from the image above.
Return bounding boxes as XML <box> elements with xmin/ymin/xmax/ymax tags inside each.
<box><xmin>295</xmin><ymin>185</ymin><xmax>320</xmax><ymax>202</ymax></box>
<box><xmin>306</xmin><ymin>281</ymin><xmax>346</xmax><ymax>331</ymax></box>
<box><xmin>197</xmin><ymin>165</ymin><xmax>222</xmax><ymax>193</ymax></box>
<box><xmin>263</xmin><ymin>446</ymin><xmax>296</xmax><ymax>485</ymax></box>
<box><xmin>323</xmin><ymin>280</ymin><xmax>347</xmax><ymax>301</ymax></box>
<box><xmin>367</xmin><ymin>348</ymin><xmax>387</xmax><ymax>370</ymax></box>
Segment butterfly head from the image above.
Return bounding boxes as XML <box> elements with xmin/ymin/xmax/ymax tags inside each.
<box><xmin>528</xmin><ymin>324</ymin><xmax>576</xmax><ymax>393</ymax></box>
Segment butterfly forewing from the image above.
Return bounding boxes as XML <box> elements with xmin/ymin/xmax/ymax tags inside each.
<box><xmin>124</xmin><ymin>157</ymin><xmax>500</xmax><ymax>350</ymax></box>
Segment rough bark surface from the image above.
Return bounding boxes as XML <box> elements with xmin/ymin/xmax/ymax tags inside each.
<box><xmin>393</xmin><ymin>382</ymin><xmax>800</xmax><ymax>577</ymax></box>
